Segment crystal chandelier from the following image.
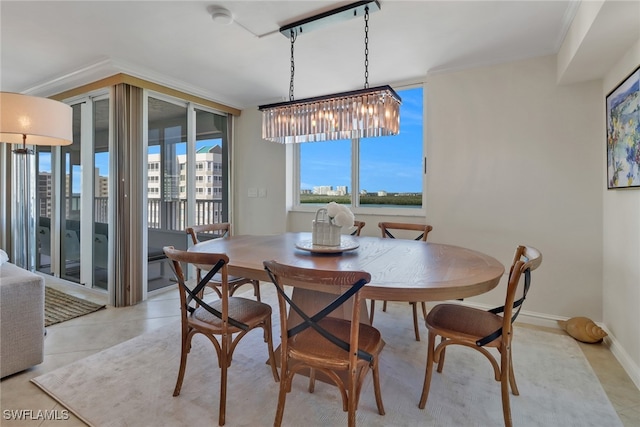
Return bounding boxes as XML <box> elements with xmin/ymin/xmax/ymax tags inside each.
<box><xmin>259</xmin><ymin>1</ymin><xmax>401</xmax><ymax>144</ymax></box>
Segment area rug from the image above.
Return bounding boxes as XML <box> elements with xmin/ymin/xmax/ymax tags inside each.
<box><xmin>31</xmin><ymin>288</ymin><xmax>621</xmax><ymax>427</ymax></box>
<box><xmin>44</xmin><ymin>287</ymin><xmax>106</xmax><ymax>327</ymax></box>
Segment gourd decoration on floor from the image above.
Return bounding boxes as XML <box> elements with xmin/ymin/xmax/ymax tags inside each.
<box><xmin>558</xmin><ymin>317</ymin><xmax>608</xmax><ymax>343</ymax></box>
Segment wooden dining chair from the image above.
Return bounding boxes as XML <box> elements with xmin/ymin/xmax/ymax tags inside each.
<box><xmin>264</xmin><ymin>260</ymin><xmax>385</xmax><ymax>427</ymax></box>
<box><xmin>418</xmin><ymin>245</ymin><xmax>542</xmax><ymax>427</ymax></box>
<box><xmin>163</xmin><ymin>246</ymin><xmax>279</xmax><ymax>426</ymax></box>
<box><xmin>351</xmin><ymin>220</ymin><xmax>366</xmax><ymax>236</ymax></box>
<box><xmin>369</xmin><ymin>222</ymin><xmax>434</xmax><ymax>341</ymax></box>
<box><xmin>186</xmin><ymin>223</ymin><xmax>261</xmax><ymax>301</ymax></box>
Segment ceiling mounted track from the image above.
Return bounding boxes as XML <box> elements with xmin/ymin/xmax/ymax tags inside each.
<box><xmin>279</xmin><ymin>1</ymin><xmax>381</xmax><ymax>38</ymax></box>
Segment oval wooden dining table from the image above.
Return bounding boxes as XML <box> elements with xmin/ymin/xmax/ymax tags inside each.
<box><xmin>187</xmin><ymin>232</ymin><xmax>505</xmax><ymax>324</ymax></box>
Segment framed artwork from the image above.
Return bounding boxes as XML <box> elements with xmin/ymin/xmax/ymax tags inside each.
<box><xmin>606</xmin><ymin>65</ymin><xmax>640</xmax><ymax>189</ymax></box>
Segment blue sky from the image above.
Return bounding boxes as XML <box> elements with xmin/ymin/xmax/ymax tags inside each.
<box><xmin>300</xmin><ymin>86</ymin><xmax>423</xmax><ymax>194</ymax></box>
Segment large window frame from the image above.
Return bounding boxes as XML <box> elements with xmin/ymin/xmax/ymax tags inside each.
<box><xmin>292</xmin><ymin>83</ymin><xmax>426</xmax><ymax>217</ymax></box>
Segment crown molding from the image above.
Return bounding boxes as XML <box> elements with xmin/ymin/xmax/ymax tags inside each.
<box><xmin>21</xmin><ymin>58</ymin><xmax>242</xmax><ymax>113</ymax></box>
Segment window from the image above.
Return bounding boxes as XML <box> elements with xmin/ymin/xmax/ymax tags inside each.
<box><xmin>297</xmin><ymin>85</ymin><xmax>424</xmax><ymax>211</ymax></box>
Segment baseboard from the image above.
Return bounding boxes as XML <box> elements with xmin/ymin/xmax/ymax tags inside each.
<box><xmin>602</xmin><ymin>325</ymin><xmax>640</xmax><ymax>391</ymax></box>
<box><xmin>458</xmin><ymin>300</ymin><xmax>640</xmax><ymax>391</ymax></box>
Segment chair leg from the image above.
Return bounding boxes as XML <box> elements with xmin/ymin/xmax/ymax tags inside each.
<box><xmin>253</xmin><ymin>280</ymin><xmax>261</xmax><ymax>302</ymax></box>
<box><xmin>219</xmin><ymin>336</ymin><xmax>229</xmax><ymax>426</ymax></box>
<box><xmin>411</xmin><ymin>302</ymin><xmax>421</xmax><ymax>341</ymax></box>
<box><xmin>508</xmin><ymin>346</ymin><xmax>519</xmax><ymax>396</ymax></box>
<box><xmin>419</xmin><ymin>331</ymin><xmax>437</xmax><ymax>409</ymax></box>
<box><xmin>263</xmin><ymin>319</ymin><xmax>280</xmax><ymax>382</ymax></box>
<box><xmin>500</xmin><ymin>347</ymin><xmax>513</xmax><ymax>427</ymax></box>
<box><xmin>372</xmin><ymin>357</ymin><xmax>385</xmax><ymax>415</ymax></box>
<box><xmin>274</xmin><ymin>371</ymin><xmax>289</xmax><ymax>427</ymax></box>
<box><xmin>308</xmin><ymin>368</ymin><xmax>316</xmax><ymax>393</ymax></box>
<box><xmin>436</xmin><ymin>337</ymin><xmax>447</xmax><ymax>373</ymax></box>
<box><xmin>382</xmin><ymin>300</ymin><xmax>387</xmax><ymax>312</ymax></box>
<box><xmin>369</xmin><ymin>300</ymin><xmax>376</xmax><ymax>324</ymax></box>
<box><xmin>173</xmin><ymin>327</ymin><xmax>191</xmax><ymax>396</ymax></box>
<box><xmin>347</xmin><ymin>368</ymin><xmax>357</xmax><ymax>427</ymax></box>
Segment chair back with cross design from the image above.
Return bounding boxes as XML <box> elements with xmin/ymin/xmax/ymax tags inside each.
<box><xmin>186</xmin><ymin>223</ymin><xmax>261</xmax><ymax>301</ymax></box>
<box><xmin>351</xmin><ymin>220</ymin><xmax>366</xmax><ymax>236</ymax></box>
<box><xmin>264</xmin><ymin>260</ymin><xmax>385</xmax><ymax>427</ymax></box>
<box><xmin>164</xmin><ymin>246</ymin><xmax>279</xmax><ymax>426</ymax></box>
<box><xmin>419</xmin><ymin>245</ymin><xmax>542</xmax><ymax>427</ymax></box>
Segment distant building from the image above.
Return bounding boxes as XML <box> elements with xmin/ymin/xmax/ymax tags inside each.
<box><xmin>147</xmin><ymin>145</ymin><xmax>223</xmax><ymax>201</ymax></box>
<box><xmin>334</xmin><ymin>185</ymin><xmax>348</xmax><ymax>195</ymax></box>
<box><xmin>313</xmin><ymin>186</ymin><xmax>332</xmax><ymax>195</ymax></box>
<box><xmin>147</xmin><ymin>145</ymin><xmax>224</xmax><ymax>226</ymax></box>
<box><xmin>37</xmin><ymin>172</ymin><xmax>52</xmax><ymax>217</ymax></box>
<box><xmin>311</xmin><ymin>185</ymin><xmax>349</xmax><ymax>196</ymax></box>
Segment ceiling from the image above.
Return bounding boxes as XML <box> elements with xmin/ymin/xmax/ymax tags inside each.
<box><xmin>0</xmin><ymin>1</ymin><xmax>613</xmax><ymax>110</ymax></box>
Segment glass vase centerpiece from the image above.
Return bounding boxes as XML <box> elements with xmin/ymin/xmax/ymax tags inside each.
<box><xmin>312</xmin><ymin>202</ymin><xmax>355</xmax><ymax>247</ymax></box>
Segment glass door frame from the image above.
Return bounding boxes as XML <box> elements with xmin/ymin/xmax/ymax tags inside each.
<box><xmin>142</xmin><ymin>90</ymin><xmax>231</xmax><ymax>297</ymax></box>
<box><xmin>41</xmin><ymin>91</ymin><xmax>110</xmax><ymax>292</ymax></box>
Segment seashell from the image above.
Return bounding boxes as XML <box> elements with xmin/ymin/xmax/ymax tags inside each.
<box><xmin>557</xmin><ymin>317</ymin><xmax>608</xmax><ymax>343</ymax></box>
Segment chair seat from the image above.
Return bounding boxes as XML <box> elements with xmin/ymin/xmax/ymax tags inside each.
<box><xmin>426</xmin><ymin>303</ymin><xmax>503</xmax><ymax>346</ymax></box>
<box><xmin>193</xmin><ymin>297</ymin><xmax>272</xmax><ymax>332</ymax></box>
<box><xmin>289</xmin><ymin>317</ymin><xmax>383</xmax><ymax>370</ymax></box>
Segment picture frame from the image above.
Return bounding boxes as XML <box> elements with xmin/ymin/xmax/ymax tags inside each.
<box><xmin>606</xmin><ymin>65</ymin><xmax>640</xmax><ymax>189</ymax></box>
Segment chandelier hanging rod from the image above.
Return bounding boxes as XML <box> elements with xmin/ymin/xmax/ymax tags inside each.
<box><xmin>279</xmin><ymin>0</ymin><xmax>380</xmax><ymax>39</ymax></box>
<box><xmin>259</xmin><ymin>0</ymin><xmax>400</xmax><ymax>144</ymax></box>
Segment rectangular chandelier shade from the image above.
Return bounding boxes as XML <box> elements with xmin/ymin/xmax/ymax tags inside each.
<box><xmin>259</xmin><ymin>85</ymin><xmax>401</xmax><ymax>144</ymax></box>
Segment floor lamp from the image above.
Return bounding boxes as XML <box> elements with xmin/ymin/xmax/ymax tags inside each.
<box><xmin>0</xmin><ymin>92</ymin><xmax>73</xmax><ymax>271</ymax></box>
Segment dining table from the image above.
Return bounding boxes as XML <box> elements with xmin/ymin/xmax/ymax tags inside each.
<box><xmin>187</xmin><ymin>232</ymin><xmax>505</xmax><ymax>324</ymax></box>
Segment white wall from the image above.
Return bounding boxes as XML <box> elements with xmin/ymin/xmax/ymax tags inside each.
<box><xmin>426</xmin><ymin>55</ymin><xmax>603</xmax><ymax>320</ymax></box>
<box><xmin>233</xmin><ymin>108</ymin><xmax>288</xmax><ymax>235</ymax></box>
<box><xmin>602</xmin><ymin>38</ymin><xmax>640</xmax><ymax>388</ymax></box>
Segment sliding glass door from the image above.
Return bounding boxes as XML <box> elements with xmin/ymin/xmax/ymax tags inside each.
<box><xmin>145</xmin><ymin>94</ymin><xmax>230</xmax><ymax>292</ymax></box>
<box><xmin>147</xmin><ymin>96</ymin><xmax>187</xmax><ymax>291</ymax></box>
<box><xmin>35</xmin><ymin>94</ymin><xmax>111</xmax><ymax>290</ymax></box>
<box><xmin>33</xmin><ymin>87</ymin><xmax>231</xmax><ymax>298</ymax></box>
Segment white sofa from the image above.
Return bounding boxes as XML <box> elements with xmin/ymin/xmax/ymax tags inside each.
<box><xmin>0</xmin><ymin>255</ymin><xmax>45</xmax><ymax>378</ymax></box>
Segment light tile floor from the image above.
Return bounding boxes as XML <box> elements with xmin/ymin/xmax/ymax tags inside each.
<box><xmin>1</xmin><ymin>278</ymin><xmax>639</xmax><ymax>426</ymax></box>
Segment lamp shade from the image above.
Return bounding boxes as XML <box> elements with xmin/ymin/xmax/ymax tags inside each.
<box><xmin>0</xmin><ymin>92</ymin><xmax>73</xmax><ymax>146</ymax></box>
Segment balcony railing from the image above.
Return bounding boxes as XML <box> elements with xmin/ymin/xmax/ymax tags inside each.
<box><xmin>39</xmin><ymin>197</ymin><xmax>224</xmax><ymax>230</ymax></box>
